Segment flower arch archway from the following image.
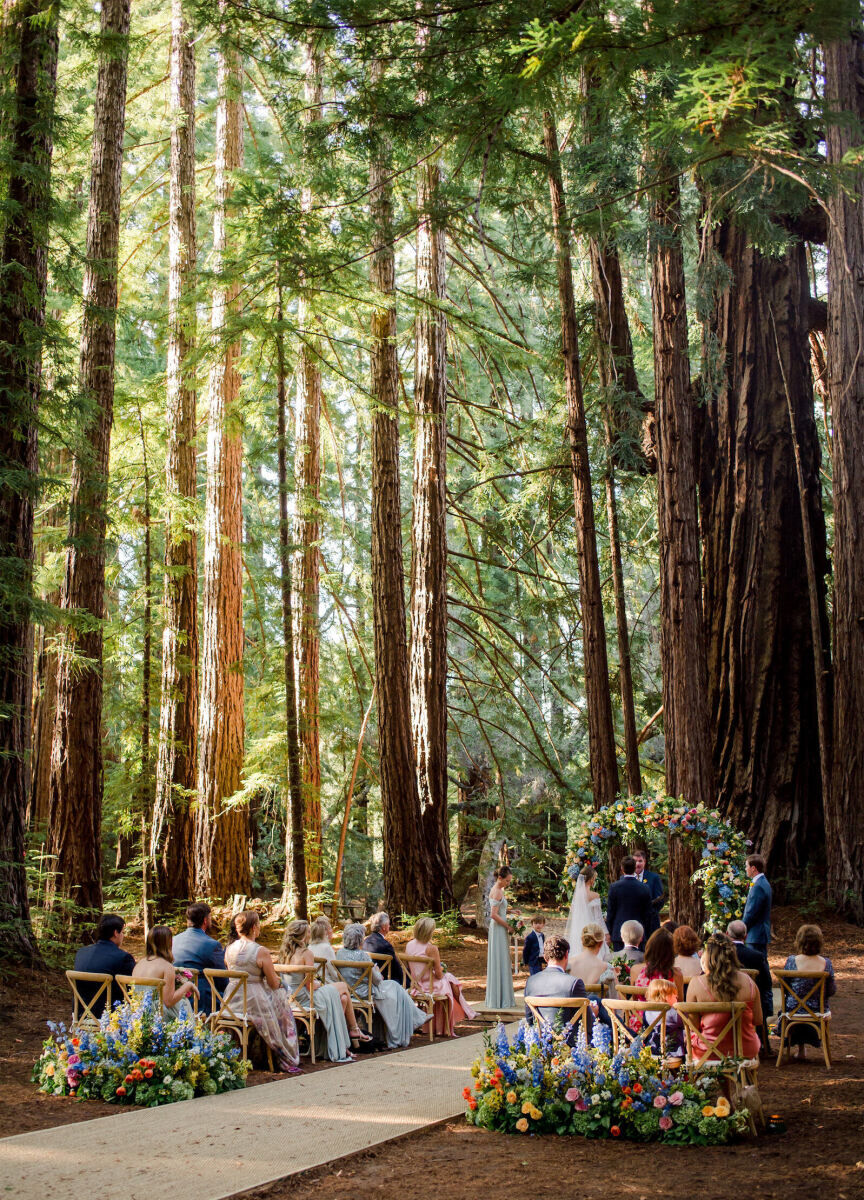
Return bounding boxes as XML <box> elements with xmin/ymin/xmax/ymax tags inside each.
<box><xmin>565</xmin><ymin>794</ymin><xmax>750</xmax><ymax>928</ymax></box>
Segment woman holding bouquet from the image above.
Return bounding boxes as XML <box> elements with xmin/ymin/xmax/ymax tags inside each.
<box><xmin>485</xmin><ymin>866</ymin><xmax>516</xmax><ymax>1010</ymax></box>
<box><xmin>132</xmin><ymin>925</ymin><xmax>198</xmax><ymax>1019</ymax></box>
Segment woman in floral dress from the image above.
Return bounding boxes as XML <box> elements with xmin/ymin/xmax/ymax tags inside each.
<box><xmin>225</xmin><ymin>910</ymin><xmax>301</xmax><ymax>1073</ymax></box>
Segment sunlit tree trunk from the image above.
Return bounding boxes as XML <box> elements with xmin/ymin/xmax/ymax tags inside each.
<box><xmin>152</xmin><ymin>0</ymin><xmax>197</xmax><ymax>902</ymax></box>
<box><xmin>48</xmin><ymin>0</ymin><xmax>130</xmax><ymax>929</ymax></box>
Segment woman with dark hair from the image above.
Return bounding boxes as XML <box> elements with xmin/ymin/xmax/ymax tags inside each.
<box><xmin>131</xmin><ymin>925</ymin><xmax>197</xmax><ymax>1019</ymax></box>
<box><xmin>782</xmin><ymin>924</ymin><xmax>836</xmax><ymax>1060</ymax></box>
<box><xmin>686</xmin><ymin>932</ymin><xmax>762</xmax><ymax>1059</ymax></box>
<box><xmin>485</xmin><ymin>865</ymin><xmax>516</xmax><ymax>1010</ymax></box>
<box><xmin>673</xmin><ymin>925</ymin><xmax>703</xmax><ymax>982</ymax></box>
<box><xmin>225</xmin><ymin>910</ymin><xmax>301</xmax><ymax>1073</ymax></box>
<box><xmin>630</xmin><ymin>927</ymin><xmax>685</xmax><ymax>1000</ymax></box>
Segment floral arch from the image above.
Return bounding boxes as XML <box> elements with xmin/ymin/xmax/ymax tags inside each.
<box><xmin>564</xmin><ymin>793</ymin><xmax>751</xmax><ymax>929</ymax></box>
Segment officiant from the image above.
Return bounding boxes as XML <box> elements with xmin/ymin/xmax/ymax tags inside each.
<box><xmin>633</xmin><ymin>849</ymin><xmax>664</xmax><ymax>936</ymax></box>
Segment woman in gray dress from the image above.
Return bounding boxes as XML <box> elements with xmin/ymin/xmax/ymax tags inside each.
<box><xmin>485</xmin><ymin>866</ymin><xmax>516</xmax><ymax>1009</ymax></box>
<box><xmin>337</xmin><ymin>923</ymin><xmax>430</xmax><ymax>1048</ymax></box>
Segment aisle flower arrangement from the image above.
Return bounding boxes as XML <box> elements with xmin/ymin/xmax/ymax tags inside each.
<box><xmin>564</xmin><ymin>793</ymin><xmax>750</xmax><ymax>927</ymax></box>
<box><xmin>464</xmin><ymin>1021</ymin><xmax>750</xmax><ymax>1144</ymax></box>
<box><xmin>33</xmin><ymin>994</ymin><xmax>249</xmax><ymax>1106</ymax></box>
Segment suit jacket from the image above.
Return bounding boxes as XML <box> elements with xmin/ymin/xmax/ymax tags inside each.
<box><xmin>363</xmin><ymin>931</ymin><xmax>404</xmax><ymax>986</ymax></box>
<box><xmin>521</xmin><ymin>930</ymin><xmax>546</xmax><ymax>975</ymax></box>
<box><xmin>73</xmin><ymin>939</ymin><xmax>136</xmax><ymax>1017</ymax></box>
<box><xmin>733</xmin><ymin>940</ymin><xmax>773</xmax><ymax>1017</ymax></box>
<box><xmin>620</xmin><ymin>945</ymin><xmax>645</xmax><ymax>963</ymax></box>
<box><xmin>606</xmin><ymin>876</ymin><xmax>653</xmax><ymax>950</ymax></box>
<box><xmin>636</xmin><ymin>869</ymin><xmax>664</xmax><ymax>934</ymax></box>
<box><xmin>524</xmin><ymin>965</ymin><xmax>588</xmax><ymax>1031</ymax></box>
<box><xmin>742</xmin><ymin>875</ymin><xmax>772</xmax><ymax>947</ymax></box>
<box><xmin>172</xmin><ymin>927</ymin><xmax>227</xmax><ymax>1014</ymax></box>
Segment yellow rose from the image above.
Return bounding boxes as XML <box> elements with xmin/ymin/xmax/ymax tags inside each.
<box><xmin>516</xmin><ymin>1118</ymin><xmax>529</xmax><ymax>1132</ymax></box>
<box><xmin>506</xmin><ymin>1091</ymin><xmax>517</xmax><ymax>1105</ymax></box>
<box><xmin>521</xmin><ymin>1101</ymin><xmax>532</xmax><ymax>1114</ymax></box>
<box><xmin>45</xmin><ymin>1063</ymin><xmax>55</xmax><ymax>1077</ymax></box>
<box><xmin>714</xmin><ymin>1097</ymin><xmax>731</xmax><ymax>1117</ymax></box>
<box><xmin>530</xmin><ymin>1107</ymin><xmax>542</xmax><ymax>1120</ymax></box>
<box><xmin>701</xmin><ymin>1105</ymin><xmax>715</xmax><ymax>1118</ymax></box>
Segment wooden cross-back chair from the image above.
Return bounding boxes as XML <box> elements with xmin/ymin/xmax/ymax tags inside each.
<box><xmin>675</xmin><ymin>1001</ymin><xmax>756</xmax><ymax>1082</ymax></box>
<box><xmin>114</xmin><ymin>974</ymin><xmax>166</xmax><ymax>1014</ymax></box>
<box><xmin>524</xmin><ymin>996</ymin><xmax>590</xmax><ymax>1040</ymax></box>
<box><xmin>273</xmin><ymin>965</ymin><xmax>319</xmax><ymax>1063</ymax></box>
<box><xmin>65</xmin><ymin>970</ymin><xmax>113</xmax><ymax>1031</ymax></box>
<box><xmin>603</xmin><ymin>999</ymin><xmax>670</xmax><ymax>1056</ymax></box>
<box><xmin>398</xmin><ymin>954</ymin><xmax>448</xmax><ymax>1042</ymax></box>
<box><xmin>584</xmin><ymin>981</ymin><xmax>610</xmax><ymax>1001</ymax></box>
<box><xmin>739</xmin><ymin>968</ymin><xmax>759</xmax><ymax>982</ymax></box>
<box><xmin>773</xmin><ymin>970</ymin><xmax>832</xmax><ymax>1069</ymax></box>
<box><xmin>329</xmin><ymin>959</ymin><xmax>375</xmax><ymax>1030</ymax></box>
<box><xmin>367</xmin><ymin>952</ymin><xmax>393</xmax><ymax>980</ymax></box>
<box><xmin>204</xmin><ymin>968</ymin><xmax>268</xmax><ymax>1066</ymax></box>
<box><xmin>615</xmin><ymin>983</ymin><xmax>647</xmax><ymax>1000</ymax></box>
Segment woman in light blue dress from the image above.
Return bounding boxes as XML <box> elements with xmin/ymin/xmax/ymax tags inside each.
<box><xmin>279</xmin><ymin>919</ymin><xmax>370</xmax><ymax>1062</ymax></box>
<box><xmin>338</xmin><ymin>923</ymin><xmax>430</xmax><ymax>1048</ymax></box>
<box><xmin>485</xmin><ymin>866</ymin><xmax>516</xmax><ymax>1009</ymax></box>
<box><xmin>131</xmin><ymin>925</ymin><xmax>196</xmax><ymax>1020</ymax></box>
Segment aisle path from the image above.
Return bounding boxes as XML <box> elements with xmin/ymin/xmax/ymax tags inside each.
<box><xmin>1</xmin><ymin>1027</ymin><xmax>508</xmax><ymax>1200</ymax></box>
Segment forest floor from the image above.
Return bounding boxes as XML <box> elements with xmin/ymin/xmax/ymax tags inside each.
<box><xmin>2</xmin><ymin>906</ymin><xmax>863</xmax><ymax>1199</ymax></box>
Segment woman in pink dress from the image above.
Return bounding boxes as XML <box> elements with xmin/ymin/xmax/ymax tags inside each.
<box><xmin>405</xmin><ymin>917</ymin><xmax>476</xmax><ymax>1037</ymax></box>
<box><xmin>686</xmin><ymin>932</ymin><xmax>762</xmax><ymax>1059</ymax></box>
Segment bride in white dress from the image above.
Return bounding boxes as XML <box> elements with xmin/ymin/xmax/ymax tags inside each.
<box><xmin>565</xmin><ymin>866</ymin><xmax>611</xmax><ymax>962</ymax></box>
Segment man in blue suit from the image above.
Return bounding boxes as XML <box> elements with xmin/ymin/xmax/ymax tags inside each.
<box><xmin>606</xmin><ymin>856</ymin><xmax>653</xmax><ymax>951</ymax></box>
<box><xmin>633</xmin><ymin>850</ymin><xmax>664</xmax><ymax>937</ymax></box>
<box><xmin>73</xmin><ymin>914</ymin><xmax>136</xmax><ymax>1017</ymax></box>
<box><xmin>742</xmin><ymin>853</ymin><xmax>772</xmax><ymax>960</ymax></box>
<box><xmin>172</xmin><ymin>903</ymin><xmax>226</xmax><ymax>1015</ymax></box>
<box><xmin>521</xmin><ymin>916</ymin><xmax>546</xmax><ymax>975</ymax></box>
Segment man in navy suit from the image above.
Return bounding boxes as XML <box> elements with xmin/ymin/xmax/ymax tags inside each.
<box><xmin>728</xmin><ymin>919</ymin><xmax>773</xmax><ymax>1054</ymax></box>
<box><xmin>742</xmin><ymin>853</ymin><xmax>772</xmax><ymax>960</ymax></box>
<box><xmin>363</xmin><ymin>911</ymin><xmax>404</xmax><ymax>986</ymax></box>
<box><xmin>524</xmin><ymin>935</ymin><xmax>589</xmax><ymax>1038</ymax></box>
<box><xmin>73</xmin><ymin>914</ymin><xmax>136</xmax><ymax>1017</ymax></box>
<box><xmin>172</xmin><ymin>902</ymin><xmax>227</xmax><ymax>1015</ymax></box>
<box><xmin>633</xmin><ymin>850</ymin><xmax>664</xmax><ymax>936</ymax></box>
<box><xmin>521</xmin><ymin>916</ymin><xmax>546</xmax><ymax>975</ymax></box>
<box><xmin>606</xmin><ymin>856</ymin><xmax>653</xmax><ymax>951</ymax></box>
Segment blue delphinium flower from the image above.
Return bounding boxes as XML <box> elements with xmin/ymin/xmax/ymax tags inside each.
<box><xmin>496</xmin><ymin>1023</ymin><xmax>510</xmax><ymax>1057</ymax></box>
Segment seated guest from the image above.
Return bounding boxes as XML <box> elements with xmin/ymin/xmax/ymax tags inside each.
<box><xmin>631</xmin><ymin>927</ymin><xmax>685</xmax><ymax>1000</ymax></box>
<box><xmin>337</xmin><ymin>923</ymin><xmax>430</xmax><ymax>1048</ymax></box>
<box><xmin>226</xmin><ymin>910</ymin><xmax>301</xmax><ymax>1073</ymax></box>
<box><xmin>363</xmin><ymin>911</ymin><xmax>404</xmax><ymax>986</ymax></box>
<box><xmin>279</xmin><ymin>919</ymin><xmax>369</xmax><ymax>1061</ymax></box>
<box><xmin>406</xmin><ymin>917</ymin><xmax>477</xmax><ymax>1036</ymax></box>
<box><xmin>660</xmin><ymin>919</ymin><xmax>678</xmax><ymax>934</ymax></box>
<box><xmin>568</xmin><ymin>923</ymin><xmax>616</xmax><ymax>992</ymax></box>
<box><xmin>644</xmin><ymin>977</ymin><xmax>684</xmax><ymax>1057</ymax></box>
<box><xmin>685</xmin><ymin>932</ymin><xmax>761</xmax><ymax>1059</ymax></box>
<box><xmin>172</xmin><ymin>902</ymin><xmax>226</xmax><ymax>1015</ymax></box>
<box><xmin>619</xmin><ymin>920</ymin><xmax>644</xmax><ymax>963</ymax></box>
<box><xmin>782</xmin><ymin>923</ymin><xmax>836</xmax><ymax>1061</ymax></box>
<box><xmin>727</xmin><ymin>918</ymin><xmax>773</xmax><ymax>1053</ymax></box>
<box><xmin>132</xmin><ymin>925</ymin><xmax>197</xmax><ymax>1019</ymax></box>
<box><xmin>672</xmin><ymin>925</ymin><xmax>703</xmax><ymax>982</ymax></box>
<box><xmin>521</xmin><ymin>915</ymin><xmax>547</xmax><ymax>976</ymax></box>
<box><xmin>525</xmin><ymin>934</ymin><xmax>589</xmax><ymax>1037</ymax></box>
<box><xmin>73</xmin><ymin>913</ymin><xmax>136</xmax><ymax>1017</ymax></box>
<box><xmin>309</xmin><ymin>915</ymin><xmax>340</xmax><ymax>981</ymax></box>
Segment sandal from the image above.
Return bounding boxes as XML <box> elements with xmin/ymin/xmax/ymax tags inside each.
<box><xmin>349</xmin><ymin>1028</ymin><xmax>373</xmax><ymax>1042</ymax></box>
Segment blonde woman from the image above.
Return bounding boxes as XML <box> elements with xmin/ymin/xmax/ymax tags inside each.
<box><xmin>131</xmin><ymin>925</ymin><xmax>197</xmax><ymax>1019</ymax></box>
<box><xmin>405</xmin><ymin>917</ymin><xmax>476</xmax><ymax>1037</ymax></box>
<box><xmin>279</xmin><ymin>920</ymin><xmax>370</xmax><ymax>1060</ymax></box>
<box><xmin>567</xmin><ymin>923</ymin><xmax>616</xmax><ymax>991</ymax></box>
<box><xmin>309</xmin><ymin>915</ymin><xmax>339</xmax><ymax>981</ymax></box>
<box><xmin>225</xmin><ymin>910</ymin><xmax>301</xmax><ymax>1073</ymax></box>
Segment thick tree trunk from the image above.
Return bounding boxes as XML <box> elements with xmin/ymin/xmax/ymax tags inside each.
<box><xmin>48</xmin><ymin>0</ymin><xmax>130</xmax><ymax>929</ymax></box>
<box><xmin>294</xmin><ymin>39</ymin><xmax>323</xmax><ymax>887</ymax></box>
<box><xmin>152</xmin><ymin>0</ymin><xmax>197</xmax><ymax>903</ymax></box>
<box><xmin>195</xmin><ymin>26</ymin><xmax>249</xmax><ymax>897</ymax></box>
<box><xmin>410</xmin><ymin>145</ymin><xmax>453</xmax><ymax>910</ymax></box>
<box><xmin>369</xmin><ymin>71</ymin><xmax>433</xmax><ymax>915</ymax></box>
<box><xmin>699</xmin><ymin>218</ymin><xmax>829</xmax><ymax>880</ymax></box>
<box><xmin>824</xmin><ymin>27</ymin><xmax>864</xmax><ymax>920</ymax></box>
<box><xmin>650</xmin><ymin>175</ymin><xmax>714</xmax><ymax>926</ymax></box>
<box><xmin>278</xmin><ymin>297</ymin><xmax>308</xmax><ymax>920</ymax></box>
<box><xmin>453</xmin><ymin>758</ymin><xmax>493</xmax><ymax>904</ymax></box>
<box><xmin>0</xmin><ymin>0</ymin><xmax>58</xmax><ymax>959</ymax></box>
<box><xmin>543</xmin><ymin>109</ymin><xmax>619</xmax><ymax>811</ymax></box>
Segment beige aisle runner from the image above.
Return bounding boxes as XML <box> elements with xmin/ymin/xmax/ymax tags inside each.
<box><xmin>1</xmin><ymin>1027</ymin><xmax>503</xmax><ymax>1200</ymax></box>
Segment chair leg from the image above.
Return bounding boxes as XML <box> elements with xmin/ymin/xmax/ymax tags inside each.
<box><xmin>775</xmin><ymin>1020</ymin><xmax>786</xmax><ymax>1069</ymax></box>
<box><xmin>822</xmin><ymin>1023</ymin><xmax>831</xmax><ymax>1070</ymax></box>
<box><xmin>309</xmin><ymin>1018</ymin><xmax>316</xmax><ymax>1065</ymax></box>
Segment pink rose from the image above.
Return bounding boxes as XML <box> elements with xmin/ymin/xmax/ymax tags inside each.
<box><xmin>67</xmin><ymin>1054</ymin><xmax>80</xmax><ymax>1065</ymax></box>
<box><xmin>565</xmin><ymin>1088</ymin><xmax>581</xmax><ymax>1102</ymax></box>
<box><xmin>669</xmin><ymin>1091</ymin><xmax>684</xmax><ymax>1106</ymax></box>
<box><xmin>659</xmin><ymin>1115</ymin><xmax>673</xmax><ymax>1130</ymax></box>
<box><xmin>653</xmin><ymin>1095</ymin><xmax>666</xmax><ymax>1108</ymax></box>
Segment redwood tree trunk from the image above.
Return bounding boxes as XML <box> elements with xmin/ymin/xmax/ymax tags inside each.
<box><xmin>410</xmin><ymin>145</ymin><xmax>453</xmax><ymax>910</ymax></box>
<box><xmin>824</xmin><ymin>26</ymin><xmax>864</xmax><ymax>920</ymax></box>
<box><xmin>195</xmin><ymin>26</ymin><xmax>249</xmax><ymax>897</ymax></box>
<box><xmin>543</xmin><ymin>109</ymin><xmax>620</xmax><ymax>811</ymax></box>
<box><xmin>699</xmin><ymin>218</ymin><xmax>829</xmax><ymax>880</ymax></box>
<box><xmin>0</xmin><ymin>0</ymin><xmax>58</xmax><ymax>958</ymax></box>
<box><xmin>152</xmin><ymin>0</ymin><xmax>197</xmax><ymax>902</ymax></box>
<box><xmin>650</xmin><ymin>174</ymin><xmax>714</xmax><ymax>925</ymax></box>
<box><xmin>369</xmin><ymin>72</ymin><xmax>433</xmax><ymax>915</ymax></box>
<box><xmin>48</xmin><ymin>0</ymin><xmax>130</xmax><ymax>928</ymax></box>
<box><xmin>294</xmin><ymin>39</ymin><xmax>323</xmax><ymax>886</ymax></box>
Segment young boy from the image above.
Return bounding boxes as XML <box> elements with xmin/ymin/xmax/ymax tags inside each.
<box><xmin>521</xmin><ymin>915</ymin><xmax>547</xmax><ymax>975</ymax></box>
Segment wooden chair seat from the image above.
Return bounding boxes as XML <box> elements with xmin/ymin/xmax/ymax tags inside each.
<box><xmin>398</xmin><ymin>954</ymin><xmax>449</xmax><ymax>1042</ymax></box>
<box><xmin>772</xmin><ymin>969</ymin><xmax>832</xmax><ymax>1069</ymax></box>
<box><xmin>524</xmin><ymin>995</ymin><xmax>590</xmax><ymax>1040</ymax></box>
<box><xmin>274</xmin><ymin>965</ymin><xmax>319</xmax><ymax>1063</ymax></box>
<box><xmin>65</xmin><ymin>970</ymin><xmax>113</xmax><ymax>1030</ymax></box>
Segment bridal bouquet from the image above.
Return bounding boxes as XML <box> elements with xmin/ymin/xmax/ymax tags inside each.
<box><xmin>464</xmin><ymin>1020</ymin><xmax>749</xmax><ymax>1144</ymax></box>
<box><xmin>33</xmin><ymin>992</ymin><xmax>249</xmax><ymax>1107</ymax></box>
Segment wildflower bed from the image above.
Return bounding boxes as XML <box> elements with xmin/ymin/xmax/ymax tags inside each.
<box><xmin>33</xmin><ymin>994</ymin><xmax>249</xmax><ymax>1106</ymax></box>
<box><xmin>464</xmin><ymin>1021</ymin><xmax>750</xmax><ymax>1144</ymax></box>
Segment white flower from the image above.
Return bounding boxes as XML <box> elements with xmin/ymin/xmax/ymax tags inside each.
<box><xmin>163</xmin><ymin>1075</ymin><xmax>172</xmax><ymax>1084</ymax></box>
<box><xmin>602</xmin><ymin>1090</ymin><xmax>611</xmax><ymax>1100</ymax></box>
<box><xmin>591</xmin><ymin>1094</ymin><xmax>600</xmax><ymax>1105</ymax></box>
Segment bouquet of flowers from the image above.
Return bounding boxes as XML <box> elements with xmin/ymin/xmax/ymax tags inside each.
<box><xmin>33</xmin><ymin>992</ymin><xmax>249</xmax><ymax>1107</ymax></box>
<box><xmin>609</xmin><ymin>953</ymin><xmax>634</xmax><ymax>986</ymax></box>
<box><xmin>464</xmin><ymin>1020</ymin><xmax>750</xmax><ymax>1144</ymax></box>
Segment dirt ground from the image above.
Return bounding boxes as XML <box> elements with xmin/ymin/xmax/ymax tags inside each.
<box><xmin>3</xmin><ymin>907</ymin><xmax>863</xmax><ymax>1200</ymax></box>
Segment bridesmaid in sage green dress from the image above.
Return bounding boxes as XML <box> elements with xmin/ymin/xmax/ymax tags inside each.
<box><xmin>485</xmin><ymin>866</ymin><xmax>516</xmax><ymax>1009</ymax></box>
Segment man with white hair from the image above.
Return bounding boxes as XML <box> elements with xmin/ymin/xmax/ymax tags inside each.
<box><xmin>363</xmin><ymin>910</ymin><xmax>404</xmax><ymax>986</ymax></box>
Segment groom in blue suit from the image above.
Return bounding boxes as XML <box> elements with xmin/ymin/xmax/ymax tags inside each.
<box><xmin>742</xmin><ymin>853</ymin><xmax>772</xmax><ymax>959</ymax></box>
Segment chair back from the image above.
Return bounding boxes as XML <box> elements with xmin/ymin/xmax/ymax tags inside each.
<box><xmin>65</xmin><ymin>970</ymin><xmax>113</xmax><ymax>1029</ymax></box>
<box><xmin>330</xmin><ymin>958</ymin><xmax>375</xmax><ymax>1024</ymax></box>
<box><xmin>398</xmin><ymin>954</ymin><xmax>437</xmax><ymax>995</ymax></box>
<box><xmin>584</xmin><ymin>981</ymin><xmax>609</xmax><ymax>1000</ymax></box>
<box><xmin>615</xmin><ymin>983</ymin><xmax>647</xmax><ymax>999</ymax></box>
<box><xmin>205</xmin><ymin>969</ymin><xmax>248</xmax><ymax>1029</ymax></box>
<box><xmin>675</xmin><ymin>1001</ymin><xmax>745</xmax><ymax>1070</ymax></box>
<box><xmin>524</xmin><ymin>995</ymin><xmax>590</xmax><ymax>1037</ymax></box>
<box><xmin>114</xmin><ymin>974</ymin><xmax>166</xmax><ymax>1012</ymax></box>
<box><xmin>367</xmin><ymin>951</ymin><xmax>393</xmax><ymax>980</ymax></box>
<box><xmin>773</xmin><ymin>970</ymin><xmax>828</xmax><ymax>1019</ymax></box>
<box><xmin>274</xmin><ymin>964</ymin><xmax>317</xmax><ymax>1013</ymax></box>
<box><xmin>739</xmin><ymin>967</ymin><xmax>759</xmax><ymax>981</ymax></box>
<box><xmin>603</xmin><ymin>999</ymin><xmax>670</xmax><ymax>1055</ymax></box>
